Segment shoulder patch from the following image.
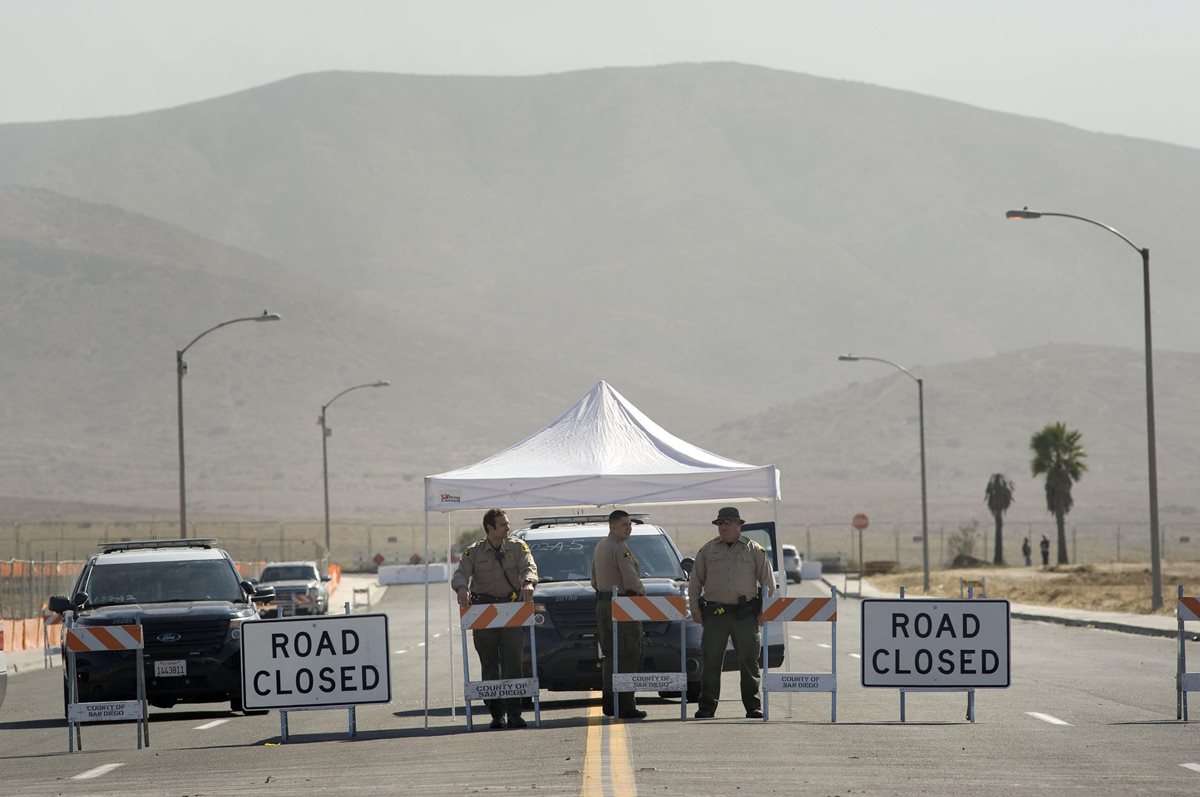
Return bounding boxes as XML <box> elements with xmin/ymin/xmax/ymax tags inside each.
<box><xmin>461</xmin><ymin>548</ymin><xmax>472</xmax><ymax>558</ymax></box>
<box><xmin>622</xmin><ymin>549</ymin><xmax>632</xmax><ymax>559</ymax></box>
<box><xmin>747</xmin><ymin>540</ymin><xmax>765</xmax><ymax>552</ymax></box>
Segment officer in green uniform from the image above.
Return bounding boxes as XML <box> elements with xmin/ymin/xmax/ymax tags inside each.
<box><xmin>688</xmin><ymin>506</ymin><xmax>774</xmax><ymax>719</ymax></box>
<box><xmin>591</xmin><ymin>509</ymin><xmax>647</xmax><ymax>720</ymax></box>
<box><xmin>452</xmin><ymin>508</ymin><xmax>538</xmax><ymax>729</ymax></box>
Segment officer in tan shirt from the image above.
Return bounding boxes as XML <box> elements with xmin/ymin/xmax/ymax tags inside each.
<box><xmin>689</xmin><ymin>506</ymin><xmax>774</xmax><ymax>719</ymax></box>
<box><xmin>591</xmin><ymin>509</ymin><xmax>647</xmax><ymax>719</ymax></box>
<box><xmin>452</xmin><ymin>508</ymin><xmax>538</xmax><ymax>729</ymax></box>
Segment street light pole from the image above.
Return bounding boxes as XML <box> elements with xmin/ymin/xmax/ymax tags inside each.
<box><xmin>838</xmin><ymin>354</ymin><xmax>930</xmax><ymax>593</ymax></box>
<box><xmin>1006</xmin><ymin>208</ymin><xmax>1162</xmax><ymax>610</ymax></box>
<box><xmin>176</xmin><ymin>311</ymin><xmax>281</xmax><ymax>538</ymax></box>
<box><xmin>321</xmin><ymin>381</ymin><xmax>390</xmax><ymax>556</ymax></box>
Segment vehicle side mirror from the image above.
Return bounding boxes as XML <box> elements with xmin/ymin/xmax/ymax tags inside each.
<box><xmin>245</xmin><ymin>576</ymin><xmax>259</xmax><ymax>586</ymax></box>
<box><xmin>251</xmin><ymin>585</ymin><xmax>276</xmax><ymax>603</ymax></box>
<box><xmin>680</xmin><ymin>557</ymin><xmax>694</xmax><ymax>578</ymax></box>
<box><xmin>321</xmin><ymin>574</ymin><xmax>332</xmax><ymax>582</ymax></box>
<box><xmin>48</xmin><ymin>595</ymin><xmax>77</xmax><ymax>613</ymax></box>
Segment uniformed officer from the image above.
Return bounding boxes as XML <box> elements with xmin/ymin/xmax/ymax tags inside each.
<box><xmin>452</xmin><ymin>508</ymin><xmax>538</xmax><ymax>729</ymax></box>
<box><xmin>688</xmin><ymin>506</ymin><xmax>775</xmax><ymax>719</ymax></box>
<box><xmin>591</xmin><ymin>509</ymin><xmax>647</xmax><ymax>720</ymax></box>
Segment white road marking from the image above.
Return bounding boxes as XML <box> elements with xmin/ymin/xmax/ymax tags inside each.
<box><xmin>848</xmin><ymin>653</ymin><xmax>861</xmax><ymax>659</ymax></box>
<box><xmin>433</xmin><ymin>632</ymin><xmax>442</xmax><ymax>638</ymax></box>
<box><xmin>417</xmin><ymin>642</ymin><xmax>426</xmax><ymax>647</ymax></box>
<box><xmin>194</xmin><ymin>718</ymin><xmax>230</xmax><ymax>730</ymax></box>
<box><xmin>817</xmin><ymin>643</ymin><xmax>832</xmax><ymax>649</ymax></box>
<box><xmin>790</xmin><ymin>635</ymin><xmax>804</xmax><ymax>640</ymax></box>
<box><xmin>1181</xmin><ymin>763</ymin><xmax>1200</xmax><ymax>774</ymax></box>
<box><xmin>394</xmin><ymin>649</ymin><xmax>408</xmax><ymax>654</ymax></box>
<box><xmin>72</xmin><ymin>763</ymin><xmax>125</xmax><ymax>780</ymax></box>
<box><xmin>1026</xmin><ymin>712</ymin><xmax>1072</xmax><ymax>726</ymax></box>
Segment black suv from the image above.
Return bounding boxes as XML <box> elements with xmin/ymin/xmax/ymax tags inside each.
<box><xmin>516</xmin><ymin>515</ymin><xmax>784</xmax><ymax>703</ymax></box>
<box><xmin>49</xmin><ymin>539</ymin><xmax>275</xmax><ymax>714</ymax></box>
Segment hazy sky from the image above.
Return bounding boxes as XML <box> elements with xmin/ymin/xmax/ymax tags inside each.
<box><xmin>4</xmin><ymin>1</ymin><xmax>1198</xmax><ymax>149</ymax></box>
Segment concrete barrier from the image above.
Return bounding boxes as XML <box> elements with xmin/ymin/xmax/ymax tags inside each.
<box><xmin>378</xmin><ymin>563</ymin><xmax>450</xmax><ymax>585</ymax></box>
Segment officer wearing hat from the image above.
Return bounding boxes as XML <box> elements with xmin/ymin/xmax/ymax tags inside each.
<box><xmin>688</xmin><ymin>506</ymin><xmax>774</xmax><ymax>719</ymax></box>
<box><xmin>591</xmin><ymin>509</ymin><xmax>647</xmax><ymax>720</ymax></box>
<box><xmin>452</xmin><ymin>508</ymin><xmax>539</xmax><ymax>729</ymax></box>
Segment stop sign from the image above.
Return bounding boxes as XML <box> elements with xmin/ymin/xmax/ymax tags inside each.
<box><xmin>372</xmin><ymin>553</ymin><xmax>385</xmax><ymax>567</ymax></box>
<box><xmin>852</xmin><ymin>513</ymin><xmax>869</xmax><ymax>531</ymax></box>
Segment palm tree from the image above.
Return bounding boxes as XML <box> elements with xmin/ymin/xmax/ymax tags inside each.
<box><xmin>984</xmin><ymin>473</ymin><xmax>1015</xmax><ymax>565</ymax></box>
<box><xmin>1029</xmin><ymin>422</ymin><xmax>1088</xmax><ymax>565</ymax></box>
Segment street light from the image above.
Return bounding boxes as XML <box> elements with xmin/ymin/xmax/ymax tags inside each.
<box><xmin>1006</xmin><ymin>207</ymin><xmax>1163</xmax><ymax>610</ymax></box>
<box><xmin>838</xmin><ymin>354</ymin><xmax>930</xmax><ymax>593</ymax></box>
<box><xmin>321</xmin><ymin>381</ymin><xmax>390</xmax><ymax>556</ymax></box>
<box><xmin>176</xmin><ymin>311</ymin><xmax>281</xmax><ymax>538</ymax></box>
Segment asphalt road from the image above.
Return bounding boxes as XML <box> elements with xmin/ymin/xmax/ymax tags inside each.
<box><xmin>1</xmin><ymin>579</ymin><xmax>1198</xmax><ymax>795</ymax></box>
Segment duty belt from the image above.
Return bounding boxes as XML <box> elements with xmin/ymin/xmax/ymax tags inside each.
<box><xmin>470</xmin><ymin>592</ymin><xmax>518</xmax><ymax>604</ymax></box>
<box><xmin>596</xmin><ymin>590</ymin><xmax>639</xmax><ymax>600</ymax></box>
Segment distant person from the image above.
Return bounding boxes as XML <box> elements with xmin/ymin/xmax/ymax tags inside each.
<box><xmin>1039</xmin><ymin>535</ymin><xmax>1051</xmax><ymax>567</ymax></box>
<box><xmin>688</xmin><ymin>506</ymin><xmax>775</xmax><ymax>719</ymax></box>
<box><xmin>591</xmin><ymin>509</ymin><xmax>647</xmax><ymax>720</ymax></box>
<box><xmin>451</xmin><ymin>508</ymin><xmax>538</xmax><ymax>730</ymax></box>
<box><xmin>1021</xmin><ymin>537</ymin><xmax>1032</xmax><ymax>567</ymax></box>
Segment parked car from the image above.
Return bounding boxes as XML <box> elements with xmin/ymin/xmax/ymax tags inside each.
<box><xmin>782</xmin><ymin>544</ymin><xmax>803</xmax><ymax>583</ymax></box>
<box><xmin>513</xmin><ymin>514</ymin><xmax>784</xmax><ymax>703</ymax></box>
<box><xmin>256</xmin><ymin>561</ymin><xmax>330</xmax><ymax>617</ymax></box>
<box><xmin>49</xmin><ymin>538</ymin><xmax>275</xmax><ymax>714</ymax></box>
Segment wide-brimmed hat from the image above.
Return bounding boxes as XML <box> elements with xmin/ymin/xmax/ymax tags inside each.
<box><xmin>712</xmin><ymin>506</ymin><xmax>744</xmax><ymax>525</ymax></box>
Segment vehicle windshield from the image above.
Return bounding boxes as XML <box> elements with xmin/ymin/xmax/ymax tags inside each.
<box><xmin>260</xmin><ymin>565</ymin><xmax>319</xmax><ymax>582</ymax></box>
<box><xmin>82</xmin><ymin>560</ymin><xmax>245</xmax><ymax>607</ymax></box>
<box><xmin>527</xmin><ymin>535</ymin><xmax>685</xmax><ymax>583</ymax></box>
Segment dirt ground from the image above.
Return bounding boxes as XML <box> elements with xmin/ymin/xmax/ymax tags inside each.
<box><xmin>866</xmin><ymin>561</ymin><xmax>1200</xmax><ymax>616</ymax></box>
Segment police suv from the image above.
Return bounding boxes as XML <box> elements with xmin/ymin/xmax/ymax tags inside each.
<box><xmin>516</xmin><ymin>515</ymin><xmax>785</xmax><ymax>703</ymax></box>
<box><xmin>49</xmin><ymin>539</ymin><xmax>275</xmax><ymax>714</ymax></box>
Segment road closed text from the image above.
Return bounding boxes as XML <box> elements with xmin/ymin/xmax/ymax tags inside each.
<box><xmin>240</xmin><ymin>614</ymin><xmax>391</xmax><ymax>709</ymax></box>
<box><xmin>861</xmin><ymin>600</ymin><xmax>1010</xmax><ymax>688</ymax></box>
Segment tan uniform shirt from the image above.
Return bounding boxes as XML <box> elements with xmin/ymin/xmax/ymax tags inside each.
<box><xmin>591</xmin><ymin>535</ymin><xmax>645</xmax><ymax>596</ymax></box>
<box><xmin>451</xmin><ymin>535</ymin><xmax>538</xmax><ymax>600</ymax></box>
<box><xmin>689</xmin><ymin>535</ymin><xmax>774</xmax><ymax>619</ymax></box>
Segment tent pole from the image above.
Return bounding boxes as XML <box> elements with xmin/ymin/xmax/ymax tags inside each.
<box><xmin>447</xmin><ymin>514</ymin><xmax>455</xmax><ymax>719</ymax></box>
<box><xmin>423</xmin><ymin>485</ymin><xmax>431</xmax><ymax>728</ymax></box>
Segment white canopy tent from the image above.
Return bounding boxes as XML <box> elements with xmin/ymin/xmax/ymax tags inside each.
<box><xmin>420</xmin><ymin>380</ymin><xmax>781</xmax><ymax>723</ymax></box>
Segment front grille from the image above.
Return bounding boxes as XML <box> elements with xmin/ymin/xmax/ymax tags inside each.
<box><xmin>143</xmin><ymin>618</ymin><xmax>229</xmax><ymax>655</ymax></box>
<box><xmin>546</xmin><ymin>600</ymin><xmax>597</xmax><ymax>638</ymax></box>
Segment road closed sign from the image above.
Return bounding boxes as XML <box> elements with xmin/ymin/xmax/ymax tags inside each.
<box><xmin>241</xmin><ymin>613</ymin><xmax>391</xmax><ymax>710</ymax></box>
<box><xmin>861</xmin><ymin>599</ymin><xmax>1010</xmax><ymax>688</ymax></box>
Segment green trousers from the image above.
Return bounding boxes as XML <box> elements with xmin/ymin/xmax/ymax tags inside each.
<box><xmin>473</xmin><ymin>626</ymin><xmax>524</xmax><ymax>719</ymax></box>
<box><xmin>698</xmin><ymin>608</ymin><xmax>762</xmax><ymax>713</ymax></box>
<box><xmin>596</xmin><ymin>599</ymin><xmax>644</xmax><ymax>713</ymax></box>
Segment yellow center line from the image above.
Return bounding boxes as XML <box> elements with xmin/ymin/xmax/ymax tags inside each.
<box><xmin>580</xmin><ymin>703</ymin><xmax>638</xmax><ymax>796</ymax></box>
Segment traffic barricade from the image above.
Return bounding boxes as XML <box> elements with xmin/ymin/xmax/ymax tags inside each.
<box><xmin>352</xmin><ymin>587</ymin><xmax>371</xmax><ymax>610</ymax></box>
<box><xmin>43</xmin><ymin>611</ymin><xmax>63</xmax><ymax>669</ymax></box>
<box><xmin>611</xmin><ymin>590</ymin><xmax>690</xmax><ymax>721</ymax></box>
<box><xmin>959</xmin><ymin>578</ymin><xmax>987</xmax><ymax>598</ymax></box>
<box><xmin>1177</xmin><ymin>586</ymin><xmax>1200</xmax><ymax>720</ymax></box>
<box><xmin>459</xmin><ymin>601</ymin><xmax>541</xmax><ymax>730</ymax></box>
<box><xmin>64</xmin><ymin>624</ymin><xmax>148</xmax><ymax>752</ymax></box>
<box><xmin>760</xmin><ymin>588</ymin><xmax>838</xmax><ymax>722</ymax></box>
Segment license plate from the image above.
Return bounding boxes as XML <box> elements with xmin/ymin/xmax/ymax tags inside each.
<box><xmin>154</xmin><ymin>659</ymin><xmax>187</xmax><ymax>677</ymax></box>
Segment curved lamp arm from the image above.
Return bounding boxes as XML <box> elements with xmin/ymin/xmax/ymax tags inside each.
<box><xmin>179</xmin><ymin>311</ymin><xmax>282</xmax><ymax>357</ymax></box>
<box><xmin>837</xmin><ymin>354</ymin><xmax>918</xmax><ymax>384</ymax></box>
<box><xmin>323</xmin><ymin>380</ymin><xmax>391</xmax><ymax>413</ymax></box>
<box><xmin>1005</xmin><ymin>208</ymin><xmax>1143</xmax><ymax>255</ymax></box>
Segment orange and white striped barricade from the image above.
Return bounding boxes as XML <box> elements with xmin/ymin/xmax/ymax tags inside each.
<box><xmin>759</xmin><ymin>587</ymin><xmax>838</xmax><ymax>722</ymax></box>
<box><xmin>611</xmin><ymin>589</ymin><xmax>690</xmax><ymax>721</ymax></box>
<box><xmin>64</xmin><ymin>624</ymin><xmax>148</xmax><ymax>752</ymax></box>
<box><xmin>1177</xmin><ymin>586</ymin><xmax>1200</xmax><ymax>719</ymax></box>
<box><xmin>43</xmin><ymin>611</ymin><xmax>64</xmax><ymax>669</ymax></box>
<box><xmin>459</xmin><ymin>601</ymin><xmax>542</xmax><ymax>730</ymax></box>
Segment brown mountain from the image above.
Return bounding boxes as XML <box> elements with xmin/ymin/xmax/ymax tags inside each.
<box><xmin>1</xmin><ymin>63</ymin><xmax>1198</xmax><ymax>523</ymax></box>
